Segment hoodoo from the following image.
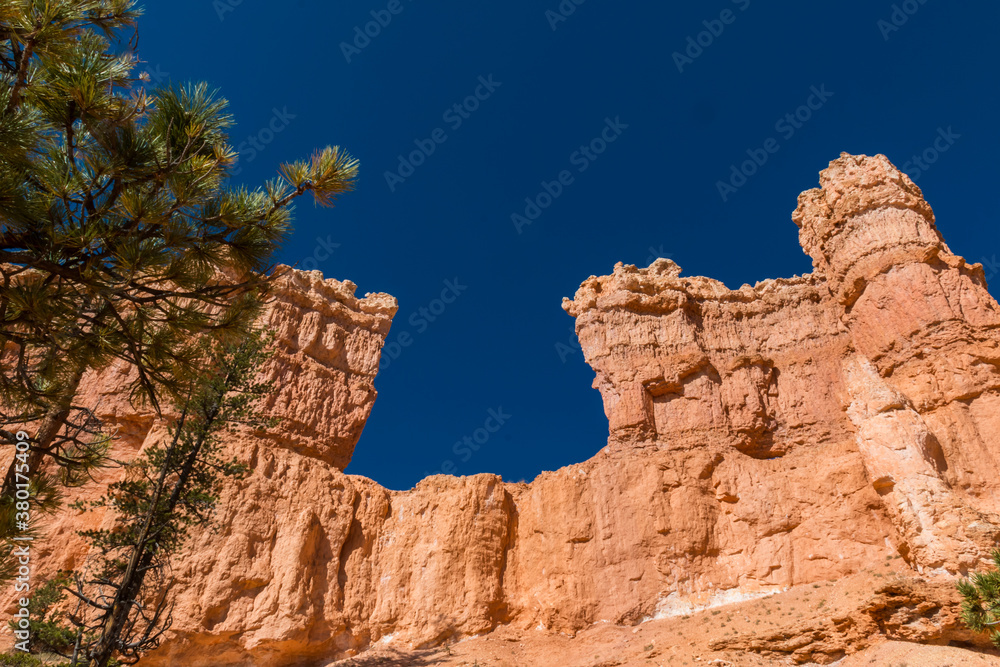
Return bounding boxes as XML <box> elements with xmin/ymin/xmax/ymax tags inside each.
<box><xmin>5</xmin><ymin>153</ymin><xmax>1000</xmax><ymax>666</ymax></box>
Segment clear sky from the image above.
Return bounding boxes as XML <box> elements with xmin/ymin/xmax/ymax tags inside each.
<box><xmin>139</xmin><ymin>0</ymin><xmax>1000</xmax><ymax>490</ymax></box>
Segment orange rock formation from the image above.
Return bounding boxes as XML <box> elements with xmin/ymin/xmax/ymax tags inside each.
<box><xmin>4</xmin><ymin>153</ymin><xmax>1000</xmax><ymax>666</ymax></box>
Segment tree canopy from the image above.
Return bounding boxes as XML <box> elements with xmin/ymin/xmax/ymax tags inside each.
<box><xmin>0</xmin><ymin>0</ymin><xmax>357</xmax><ymax>514</ymax></box>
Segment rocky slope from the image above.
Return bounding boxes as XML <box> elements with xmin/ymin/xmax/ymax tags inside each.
<box><xmin>5</xmin><ymin>153</ymin><xmax>1000</xmax><ymax>666</ymax></box>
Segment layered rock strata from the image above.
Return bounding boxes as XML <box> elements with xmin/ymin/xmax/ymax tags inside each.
<box><xmin>3</xmin><ymin>153</ymin><xmax>999</xmax><ymax>666</ymax></box>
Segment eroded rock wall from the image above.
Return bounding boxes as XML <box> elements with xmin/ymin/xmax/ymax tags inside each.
<box><xmin>560</xmin><ymin>154</ymin><xmax>1000</xmax><ymax>581</ymax></box>
<box><xmin>3</xmin><ymin>270</ymin><xmax>400</xmax><ymax>663</ymax></box>
<box><xmin>5</xmin><ymin>153</ymin><xmax>1000</xmax><ymax>666</ymax></box>
<box><xmin>155</xmin><ymin>154</ymin><xmax>1000</xmax><ymax>663</ymax></box>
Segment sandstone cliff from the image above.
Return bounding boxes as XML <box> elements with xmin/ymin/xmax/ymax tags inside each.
<box><xmin>5</xmin><ymin>153</ymin><xmax>1000</xmax><ymax>666</ymax></box>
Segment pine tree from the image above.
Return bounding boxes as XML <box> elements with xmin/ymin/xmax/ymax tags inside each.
<box><xmin>6</xmin><ymin>571</ymin><xmax>76</xmax><ymax>655</ymax></box>
<box><xmin>65</xmin><ymin>329</ymin><xmax>277</xmax><ymax>667</ymax></box>
<box><xmin>0</xmin><ymin>0</ymin><xmax>357</xmax><ymax>545</ymax></box>
<box><xmin>957</xmin><ymin>548</ymin><xmax>1000</xmax><ymax>648</ymax></box>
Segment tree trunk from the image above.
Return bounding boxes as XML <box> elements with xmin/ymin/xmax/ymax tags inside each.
<box><xmin>0</xmin><ymin>360</ymin><xmax>86</xmax><ymax>504</ymax></box>
<box><xmin>90</xmin><ymin>403</ymin><xmax>218</xmax><ymax>667</ymax></box>
<box><xmin>1</xmin><ymin>297</ymin><xmax>113</xmax><ymax>517</ymax></box>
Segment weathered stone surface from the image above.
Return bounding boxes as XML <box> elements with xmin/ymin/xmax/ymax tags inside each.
<box><xmin>4</xmin><ymin>153</ymin><xmax>1000</xmax><ymax>666</ymax></box>
<box><xmin>1</xmin><ymin>269</ymin><xmax>401</xmax><ymax>663</ymax></box>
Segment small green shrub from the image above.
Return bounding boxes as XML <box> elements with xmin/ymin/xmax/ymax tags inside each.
<box><xmin>6</xmin><ymin>573</ymin><xmax>75</xmax><ymax>656</ymax></box>
<box><xmin>0</xmin><ymin>653</ymin><xmax>44</xmax><ymax>667</ymax></box>
<box><xmin>957</xmin><ymin>548</ymin><xmax>1000</xmax><ymax>647</ymax></box>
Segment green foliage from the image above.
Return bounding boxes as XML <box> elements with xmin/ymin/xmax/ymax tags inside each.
<box><xmin>0</xmin><ymin>0</ymin><xmax>356</xmax><ymax>429</ymax></box>
<box><xmin>0</xmin><ymin>653</ymin><xmax>45</xmax><ymax>666</ymax></box>
<box><xmin>79</xmin><ymin>329</ymin><xmax>274</xmax><ymax>565</ymax></box>
<box><xmin>0</xmin><ymin>0</ymin><xmax>352</xmax><ymax>654</ymax></box>
<box><xmin>0</xmin><ymin>657</ymin><xmax>102</xmax><ymax>667</ymax></box>
<box><xmin>0</xmin><ymin>5</ymin><xmax>361</xmax><ymax>414</ymax></box>
<box><xmin>6</xmin><ymin>572</ymin><xmax>76</xmax><ymax>655</ymax></box>
<box><xmin>68</xmin><ymin>329</ymin><xmax>277</xmax><ymax>666</ymax></box>
<box><xmin>0</xmin><ymin>0</ymin><xmax>356</xmax><ymax>583</ymax></box>
<box><xmin>957</xmin><ymin>548</ymin><xmax>1000</xmax><ymax>648</ymax></box>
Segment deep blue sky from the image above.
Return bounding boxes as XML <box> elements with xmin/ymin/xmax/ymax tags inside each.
<box><xmin>141</xmin><ymin>1</ymin><xmax>1000</xmax><ymax>490</ymax></box>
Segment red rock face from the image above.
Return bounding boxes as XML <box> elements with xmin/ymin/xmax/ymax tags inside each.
<box><xmin>4</xmin><ymin>153</ymin><xmax>1000</xmax><ymax>665</ymax></box>
<box><xmin>562</xmin><ymin>154</ymin><xmax>1000</xmax><ymax>584</ymax></box>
